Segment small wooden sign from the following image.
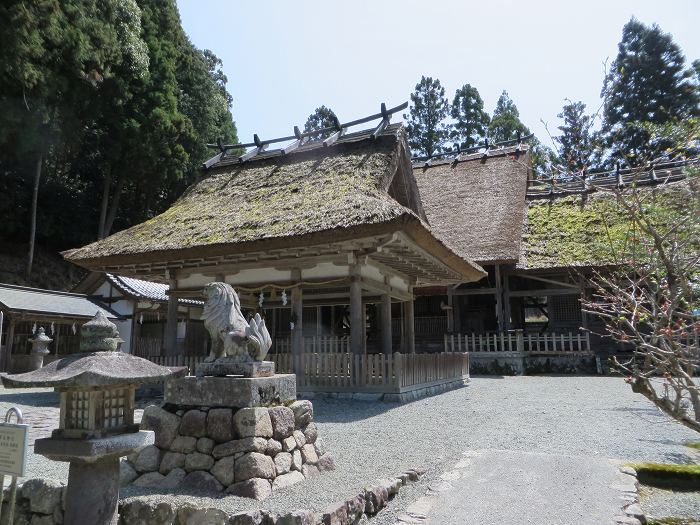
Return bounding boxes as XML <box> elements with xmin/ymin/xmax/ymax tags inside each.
<box><xmin>0</xmin><ymin>422</ymin><xmax>29</xmax><ymax>477</ymax></box>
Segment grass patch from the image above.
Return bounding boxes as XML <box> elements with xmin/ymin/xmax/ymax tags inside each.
<box><xmin>629</xmin><ymin>463</ymin><xmax>700</xmax><ymax>490</ymax></box>
<box><xmin>648</xmin><ymin>519</ymin><xmax>700</xmax><ymax>525</ymax></box>
<box><xmin>685</xmin><ymin>442</ymin><xmax>700</xmax><ymax>451</ymax></box>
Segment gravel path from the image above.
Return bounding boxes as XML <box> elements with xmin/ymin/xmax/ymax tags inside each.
<box><xmin>640</xmin><ymin>486</ymin><xmax>700</xmax><ymax>523</ymax></box>
<box><xmin>0</xmin><ymin>376</ymin><xmax>697</xmax><ymax>518</ymax></box>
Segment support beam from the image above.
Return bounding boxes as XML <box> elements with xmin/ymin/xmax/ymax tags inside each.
<box><xmin>290</xmin><ymin>269</ymin><xmax>303</xmax><ymax>357</ymax></box>
<box><xmin>403</xmin><ymin>293</ymin><xmax>415</xmax><ymax>354</ymax></box>
<box><xmin>495</xmin><ymin>264</ymin><xmax>504</xmax><ymax>332</ymax></box>
<box><xmin>381</xmin><ymin>294</ymin><xmax>392</xmax><ymax>355</ymax></box>
<box><xmin>446</xmin><ymin>286</ymin><xmax>454</xmax><ymax>333</ymax></box>
<box><xmin>164</xmin><ymin>279</ymin><xmax>179</xmax><ymax>356</ymax></box>
<box><xmin>349</xmin><ymin>264</ymin><xmax>363</xmax><ymax>355</ymax></box>
<box><xmin>503</xmin><ymin>270</ymin><xmax>512</xmax><ymax>331</ymax></box>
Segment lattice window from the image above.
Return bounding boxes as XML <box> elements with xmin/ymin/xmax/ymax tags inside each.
<box><xmin>102</xmin><ymin>388</ymin><xmax>127</xmax><ymax>429</ymax></box>
<box><xmin>66</xmin><ymin>390</ymin><xmax>91</xmax><ymax>430</ymax></box>
<box><xmin>549</xmin><ymin>295</ymin><xmax>582</xmax><ymax>324</ymax></box>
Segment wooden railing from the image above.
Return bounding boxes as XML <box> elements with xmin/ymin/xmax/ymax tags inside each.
<box><xmin>444</xmin><ymin>330</ymin><xmax>591</xmax><ymax>354</ymax></box>
<box><xmin>272</xmin><ymin>351</ymin><xmax>469</xmax><ymax>393</ymax></box>
<box><xmin>133</xmin><ymin>337</ymin><xmax>162</xmax><ymax>358</ymax></box>
<box><xmin>414</xmin><ymin>316</ymin><xmax>448</xmax><ymax>338</ymax></box>
<box><xmin>271</xmin><ymin>336</ymin><xmax>350</xmax><ymax>354</ymax></box>
<box><xmin>147</xmin><ymin>351</ymin><xmax>469</xmax><ymax>394</ymax></box>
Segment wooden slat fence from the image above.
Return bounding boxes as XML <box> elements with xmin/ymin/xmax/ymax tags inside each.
<box><xmin>272</xmin><ymin>351</ymin><xmax>469</xmax><ymax>393</ymax></box>
<box><xmin>146</xmin><ymin>351</ymin><xmax>469</xmax><ymax>394</ymax></box>
<box><xmin>271</xmin><ymin>336</ymin><xmax>350</xmax><ymax>354</ymax></box>
<box><xmin>444</xmin><ymin>330</ymin><xmax>591</xmax><ymax>354</ymax></box>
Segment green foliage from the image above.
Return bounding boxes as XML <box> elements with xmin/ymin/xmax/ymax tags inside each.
<box><xmin>554</xmin><ymin>100</ymin><xmax>599</xmax><ymax>173</ymax></box>
<box><xmin>303</xmin><ymin>105</ymin><xmax>338</xmax><ymax>141</ymax></box>
<box><xmin>405</xmin><ymin>76</ymin><xmax>451</xmax><ymax>158</ymax></box>
<box><xmin>450</xmin><ymin>84</ymin><xmax>490</xmax><ymax>149</ymax></box>
<box><xmin>0</xmin><ymin>0</ymin><xmax>238</xmax><ymax>249</ymax></box>
<box><xmin>488</xmin><ymin>91</ymin><xmax>529</xmax><ymax>143</ymax></box>
<box><xmin>602</xmin><ymin>18</ymin><xmax>700</xmax><ymax>164</ymax></box>
<box><xmin>629</xmin><ymin>462</ymin><xmax>700</xmax><ymax>490</ymax></box>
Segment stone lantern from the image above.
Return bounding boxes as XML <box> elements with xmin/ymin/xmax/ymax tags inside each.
<box><xmin>29</xmin><ymin>327</ymin><xmax>52</xmax><ymax>370</ymax></box>
<box><xmin>1</xmin><ymin>311</ymin><xmax>186</xmax><ymax>525</ymax></box>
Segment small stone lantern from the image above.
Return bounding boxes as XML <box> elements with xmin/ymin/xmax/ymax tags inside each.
<box><xmin>29</xmin><ymin>327</ymin><xmax>52</xmax><ymax>370</ymax></box>
<box><xmin>2</xmin><ymin>311</ymin><xmax>186</xmax><ymax>525</ymax></box>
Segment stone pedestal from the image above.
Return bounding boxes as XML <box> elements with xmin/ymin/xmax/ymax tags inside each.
<box><xmin>129</xmin><ymin>375</ymin><xmax>335</xmax><ymax>499</ymax></box>
<box><xmin>165</xmin><ymin>374</ymin><xmax>296</xmax><ymax>408</ymax></box>
<box><xmin>29</xmin><ymin>350</ymin><xmax>48</xmax><ymax>371</ymax></box>
<box><xmin>35</xmin><ymin>431</ymin><xmax>154</xmax><ymax>525</ymax></box>
<box><xmin>195</xmin><ymin>359</ymin><xmax>275</xmax><ymax>378</ymax></box>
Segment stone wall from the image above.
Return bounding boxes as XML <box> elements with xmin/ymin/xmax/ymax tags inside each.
<box><xmin>122</xmin><ymin>400</ymin><xmax>333</xmax><ymax>499</ymax></box>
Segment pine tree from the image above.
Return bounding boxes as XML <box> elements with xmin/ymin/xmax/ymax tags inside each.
<box><xmin>554</xmin><ymin>100</ymin><xmax>598</xmax><ymax>173</ymax></box>
<box><xmin>450</xmin><ymin>84</ymin><xmax>490</xmax><ymax>150</ymax></box>
<box><xmin>488</xmin><ymin>91</ymin><xmax>529</xmax><ymax>143</ymax></box>
<box><xmin>602</xmin><ymin>18</ymin><xmax>700</xmax><ymax>164</ymax></box>
<box><xmin>303</xmin><ymin>106</ymin><xmax>338</xmax><ymax>140</ymax></box>
<box><xmin>404</xmin><ymin>76</ymin><xmax>451</xmax><ymax>157</ymax></box>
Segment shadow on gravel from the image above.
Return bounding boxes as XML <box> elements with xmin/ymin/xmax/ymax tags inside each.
<box><xmin>0</xmin><ymin>391</ymin><xmax>59</xmax><ymax>407</ymax></box>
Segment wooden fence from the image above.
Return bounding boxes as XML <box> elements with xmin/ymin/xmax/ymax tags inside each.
<box><xmin>444</xmin><ymin>330</ymin><xmax>591</xmax><ymax>355</ymax></box>
<box><xmin>271</xmin><ymin>336</ymin><xmax>350</xmax><ymax>354</ymax></box>
<box><xmin>148</xmin><ymin>351</ymin><xmax>469</xmax><ymax>394</ymax></box>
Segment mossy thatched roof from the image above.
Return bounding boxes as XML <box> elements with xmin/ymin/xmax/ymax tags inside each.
<box><xmin>64</xmin><ymin>126</ymin><xmax>484</xmax><ymax>282</ymax></box>
<box><xmin>521</xmin><ymin>177</ymin><xmax>699</xmax><ymax>269</ymax></box>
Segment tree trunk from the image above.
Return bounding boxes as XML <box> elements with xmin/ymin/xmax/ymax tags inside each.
<box><xmin>26</xmin><ymin>150</ymin><xmax>43</xmax><ymax>281</ymax></box>
<box><xmin>102</xmin><ymin>173</ymin><xmax>126</xmax><ymax>237</ymax></box>
<box><xmin>98</xmin><ymin>169</ymin><xmax>112</xmax><ymax>239</ymax></box>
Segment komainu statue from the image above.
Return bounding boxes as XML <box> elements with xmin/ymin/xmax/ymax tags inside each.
<box><xmin>201</xmin><ymin>282</ymin><xmax>272</xmax><ymax>364</ymax></box>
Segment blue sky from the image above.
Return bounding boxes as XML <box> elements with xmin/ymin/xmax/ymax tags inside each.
<box><xmin>176</xmin><ymin>0</ymin><xmax>699</xmax><ymax>150</ymax></box>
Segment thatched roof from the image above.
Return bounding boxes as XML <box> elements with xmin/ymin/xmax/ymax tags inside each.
<box><xmin>412</xmin><ymin>147</ymin><xmax>530</xmax><ymax>265</ymax></box>
<box><xmin>64</xmin><ymin>125</ymin><xmax>484</xmax><ymax>283</ymax></box>
<box><xmin>521</xmin><ymin>177</ymin><xmax>699</xmax><ymax>270</ymax></box>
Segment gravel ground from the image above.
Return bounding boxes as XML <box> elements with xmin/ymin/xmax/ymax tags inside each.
<box><xmin>640</xmin><ymin>486</ymin><xmax>700</xmax><ymax>523</ymax></box>
<box><xmin>1</xmin><ymin>376</ymin><xmax>697</xmax><ymax>518</ymax></box>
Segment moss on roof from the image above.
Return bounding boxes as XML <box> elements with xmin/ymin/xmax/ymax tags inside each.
<box><xmin>66</xmin><ymin>134</ymin><xmax>415</xmax><ymax>261</ymax></box>
<box><xmin>521</xmin><ymin>177</ymin><xmax>699</xmax><ymax>269</ymax></box>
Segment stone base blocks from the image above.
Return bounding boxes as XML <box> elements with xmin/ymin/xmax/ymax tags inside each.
<box><xmin>126</xmin><ymin>398</ymin><xmax>333</xmax><ymax>499</ymax></box>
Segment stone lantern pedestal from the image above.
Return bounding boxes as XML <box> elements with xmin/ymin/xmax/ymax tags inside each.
<box><xmin>29</xmin><ymin>327</ymin><xmax>52</xmax><ymax>371</ymax></box>
<box><xmin>1</xmin><ymin>312</ymin><xmax>186</xmax><ymax>525</ymax></box>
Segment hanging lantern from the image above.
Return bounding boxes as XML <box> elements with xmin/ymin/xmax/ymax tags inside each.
<box><xmin>281</xmin><ymin>289</ymin><xmax>288</xmax><ymax>306</ymax></box>
<box><xmin>258</xmin><ymin>291</ymin><xmax>265</xmax><ymax>307</ymax></box>
<box><xmin>71</xmin><ymin>322</ymin><xmax>77</xmax><ymax>335</ymax></box>
<box><xmin>32</xmin><ymin>322</ymin><xmax>37</xmax><ymax>334</ymax></box>
<box><xmin>157</xmin><ymin>312</ymin><xmax>160</xmax><ymax>322</ymax></box>
<box><xmin>139</xmin><ymin>313</ymin><xmax>144</xmax><ymax>325</ymax></box>
<box><xmin>50</xmin><ymin>322</ymin><xmax>55</xmax><ymax>335</ymax></box>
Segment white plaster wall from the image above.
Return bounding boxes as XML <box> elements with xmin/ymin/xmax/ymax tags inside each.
<box><xmin>302</xmin><ymin>263</ymin><xmax>348</xmax><ymax>280</ymax></box>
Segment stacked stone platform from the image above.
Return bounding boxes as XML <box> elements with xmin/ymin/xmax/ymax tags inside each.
<box><xmin>121</xmin><ymin>399</ymin><xmax>334</xmax><ymax>500</ymax></box>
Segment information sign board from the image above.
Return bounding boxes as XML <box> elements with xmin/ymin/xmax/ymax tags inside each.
<box><xmin>0</xmin><ymin>423</ymin><xmax>29</xmax><ymax>477</ymax></box>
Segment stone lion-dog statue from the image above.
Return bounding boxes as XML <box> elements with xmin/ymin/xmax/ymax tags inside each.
<box><xmin>201</xmin><ymin>282</ymin><xmax>272</xmax><ymax>362</ymax></box>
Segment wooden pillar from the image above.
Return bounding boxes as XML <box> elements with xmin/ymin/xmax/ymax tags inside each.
<box><xmin>291</xmin><ymin>269</ymin><xmax>303</xmax><ymax>356</ymax></box>
<box><xmin>503</xmin><ymin>270</ymin><xmax>512</xmax><ymax>331</ymax></box>
<box><xmin>495</xmin><ymin>264</ymin><xmax>504</xmax><ymax>332</ymax></box>
<box><xmin>579</xmin><ymin>276</ymin><xmax>589</xmax><ymax>331</ymax></box>
<box><xmin>6</xmin><ymin>317</ymin><xmax>15</xmax><ymax>372</ymax></box>
<box><xmin>316</xmin><ymin>306</ymin><xmax>322</xmax><ymax>337</ymax></box>
<box><xmin>404</xmin><ymin>293</ymin><xmax>415</xmax><ymax>354</ymax></box>
<box><xmin>349</xmin><ymin>265</ymin><xmax>363</xmax><ymax>355</ymax></box>
<box><xmin>453</xmin><ymin>292</ymin><xmax>462</xmax><ymax>334</ymax></box>
<box><xmin>381</xmin><ymin>294</ymin><xmax>392</xmax><ymax>355</ymax></box>
<box><xmin>446</xmin><ymin>286</ymin><xmax>454</xmax><ymax>333</ymax></box>
<box><xmin>165</xmin><ymin>278</ymin><xmax>178</xmax><ymax>356</ymax></box>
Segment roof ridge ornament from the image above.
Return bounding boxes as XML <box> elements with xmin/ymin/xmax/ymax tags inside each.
<box><xmin>203</xmin><ymin>101</ymin><xmax>408</xmax><ymax>169</ymax></box>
